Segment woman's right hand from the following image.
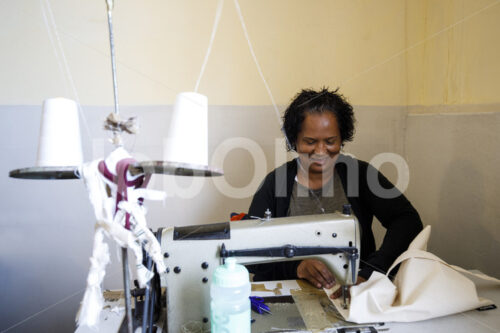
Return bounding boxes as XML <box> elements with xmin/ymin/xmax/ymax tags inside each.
<box><xmin>297</xmin><ymin>259</ymin><xmax>335</xmax><ymax>289</ymax></box>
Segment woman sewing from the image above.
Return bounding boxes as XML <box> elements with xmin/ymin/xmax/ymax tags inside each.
<box><xmin>246</xmin><ymin>88</ymin><xmax>423</xmax><ymax>295</ymax></box>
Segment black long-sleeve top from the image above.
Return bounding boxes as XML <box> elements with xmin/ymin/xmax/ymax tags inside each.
<box><xmin>246</xmin><ymin>154</ymin><xmax>423</xmax><ymax>281</ymax></box>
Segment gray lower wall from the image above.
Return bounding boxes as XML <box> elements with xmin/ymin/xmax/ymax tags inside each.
<box><xmin>1</xmin><ymin>103</ymin><xmax>498</xmax><ymax>332</ymax></box>
<box><xmin>405</xmin><ymin>108</ymin><xmax>500</xmax><ymax>279</ymax></box>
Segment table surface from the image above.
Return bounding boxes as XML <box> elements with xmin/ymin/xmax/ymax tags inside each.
<box><xmin>75</xmin><ymin>272</ymin><xmax>499</xmax><ymax>333</ymax></box>
<box><xmin>251</xmin><ymin>273</ymin><xmax>500</xmax><ymax>333</ymax></box>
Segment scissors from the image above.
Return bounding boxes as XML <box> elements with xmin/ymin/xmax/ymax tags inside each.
<box><xmin>249</xmin><ymin>296</ymin><xmax>272</xmax><ymax>314</ymax></box>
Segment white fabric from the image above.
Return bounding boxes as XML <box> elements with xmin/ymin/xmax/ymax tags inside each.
<box><xmin>76</xmin><ymin>148</ymin><xmax>166</xmax><ymax>329</ymax></box>
<box><xmin>326</xmin><ymin>226</ymin><xmax>500</xmax><ymax>323</ymax></box>
<box><xmin>75</xmin><ymin>228</ymin><xmax>110</xmax><ymax>328</ymax></box>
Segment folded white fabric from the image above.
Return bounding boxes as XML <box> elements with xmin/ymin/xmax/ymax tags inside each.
<box><xmin>327</xmin><ymin>226</ymin><xmax>499</xmax><ymax>323</ymax></box>
<box><xmin>76</xmin><ymin>147</ymin><xmax>167</xmax><ymax>329</ymax></box>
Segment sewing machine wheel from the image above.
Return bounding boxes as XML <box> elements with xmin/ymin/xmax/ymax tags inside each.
<box><xmin>124</xmin><ymin>230</ymin><xmax>164</xmax><ymax>333</ymax></box>
<box><xmin>149</xmin><ymin>270</ymin><xmax>162</xmax><ymax>322</ymax></box>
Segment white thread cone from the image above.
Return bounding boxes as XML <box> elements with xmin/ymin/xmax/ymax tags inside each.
<box><xmin>164</xmin><ymin>92</ymin><xmax>208</xmax><ymax>166</ymax></box>
<box><xmin>36</xmin><ymin>97</ymin><xmax>83</xmax><ymax>166</ymax></box>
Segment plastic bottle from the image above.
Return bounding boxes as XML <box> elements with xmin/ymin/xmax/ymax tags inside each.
<box><xmin>210</xmin><ymin>258</ymin><xmax>251</xmax><ymax>333</ymax></box>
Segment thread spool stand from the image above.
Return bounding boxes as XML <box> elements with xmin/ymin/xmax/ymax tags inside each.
<box><xmin>8</xmin><ymin>1</ymin><xmax>222</xmax><ymax>332</ymax></box>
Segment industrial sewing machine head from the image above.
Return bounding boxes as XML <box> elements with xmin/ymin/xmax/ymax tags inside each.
<box><xmin>154</xmin><ymin>207</ymin><xmax>360</xmax><ymax>332</ymax></box>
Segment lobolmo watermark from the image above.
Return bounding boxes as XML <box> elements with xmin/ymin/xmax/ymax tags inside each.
<box><xmin>91</xmin><ymin>137</ymin><xmax>410</xmax><ymax>200</ymax></box>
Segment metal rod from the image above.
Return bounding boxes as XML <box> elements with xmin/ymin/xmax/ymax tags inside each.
<box><xmin>105</xmin><ymin>0</ymin><xmax>123</xmax><ymax>146</ymax></box>
<box><xmin>142</xmin><ymin>254</ymin><xmax>153</xmax><ymax>333</ymax></box>
<box><xmin>147</xmin><ymin>284</ymin><xmax>155</xmax><ymax>333</ymax></box>
<box><xmin>106</xmin><ymin>0</ymin><xmax>120</xmax><ymax>116</ymax></box>
<box><xmin>342</xmin><ymin>285</ymin><xmax>349</xmax><ymax>309</ymax></box>
<box><xmin>141</xmin><ymin>281</ymin><xmax>150</xmax><ymax>332</ymax></box>
<box><xmin>149</xmin><ymin>229</ymin><xmax>163</xmax><ymax>333</ymax></box>
<box><xmin>121</xmin><ymin>247</ymin><xmax>133</xmax><ymax>333</ymax></box>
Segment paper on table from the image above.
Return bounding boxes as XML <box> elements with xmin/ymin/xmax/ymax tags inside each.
<box><xmin>251</xmin><ymin>280</ymin><xmax>301</xmax><ymax>297</ymax></box>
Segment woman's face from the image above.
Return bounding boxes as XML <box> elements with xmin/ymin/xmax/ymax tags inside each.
<box><xmin>296</xmin><ymin>111</ymin><xmax>342</xmax><ymax>175</ymax></box>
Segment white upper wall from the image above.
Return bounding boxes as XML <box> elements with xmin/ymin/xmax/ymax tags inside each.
<box><xmin>0</xmin><ymin>0</ymin><xmax>409</xmax><ymax>106</ymax></box>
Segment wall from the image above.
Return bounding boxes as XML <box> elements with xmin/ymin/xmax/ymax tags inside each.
<box><xmin>406</xmin><ymin>109</ymin><xmax>500</xmax><ymax>278</ymax></box>
<box><xmin>403</xmin><ymin>0</ymin><xmax>500</xmax><ymax>278</ymax></box>
<box><xmin>0</xmin><ymin>0</ymin><xmax>408</xmax><ymax>106</ymax></box>
<box><xmin>1</xmin><ymin>0</ymin><xmax>499</xmax><ymax>332</ymax></box>
<box><xmin>406</xmin><ymin>0</ymin><xmax>500</xmax><ymax>107</ymax></box>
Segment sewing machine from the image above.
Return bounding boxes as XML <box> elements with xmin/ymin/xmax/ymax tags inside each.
<box><xmin>158</xmin><ymin>209</ymin><xmax>360</xmax><ymax>332</ymax></box>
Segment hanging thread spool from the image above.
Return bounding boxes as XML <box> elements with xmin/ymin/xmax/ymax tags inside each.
<box><xmin>36</xmin><ymin>97</ymin><xmax>83</xmax><ymax>167</ymax></box>
<box><xmin>164</xmin><ymin>92</ymin><xmax>208</xmax><ymax>166</ymax></box>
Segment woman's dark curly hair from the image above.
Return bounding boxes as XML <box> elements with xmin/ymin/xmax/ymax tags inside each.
<box><xmin>282</xmin><ymin>87</ymin><xmax>355</xmax><ymax>151</ymax></box>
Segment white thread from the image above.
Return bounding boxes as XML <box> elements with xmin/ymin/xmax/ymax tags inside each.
<box><xmin>39</xmin><ymin>0</ymin><xmax>92</xmax><ymax>143</ymax></box>
<box><xmin>233</xmin><ymin>0</ymin><xmax>281</xmax><ymax>126</ymax></box>
<box><xmin>233</xmin><ymin>0</ymin><xmax>294</xmax><ymax>149</ymax></box>
<box><xmin>194</xmin><ymin>0</ymin><xmax>224</xmax><ymax>93</ymax></box>
<box><xmin>39</xmin><ymin>1</ymin><xmax>66</xmax><ymax>92</ymax></box>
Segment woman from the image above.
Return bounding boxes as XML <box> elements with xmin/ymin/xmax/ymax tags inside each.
<box><xmin>247</xmin><ymin>88</ymin><xmax>422</xmax><ymax>293</ymax></box>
